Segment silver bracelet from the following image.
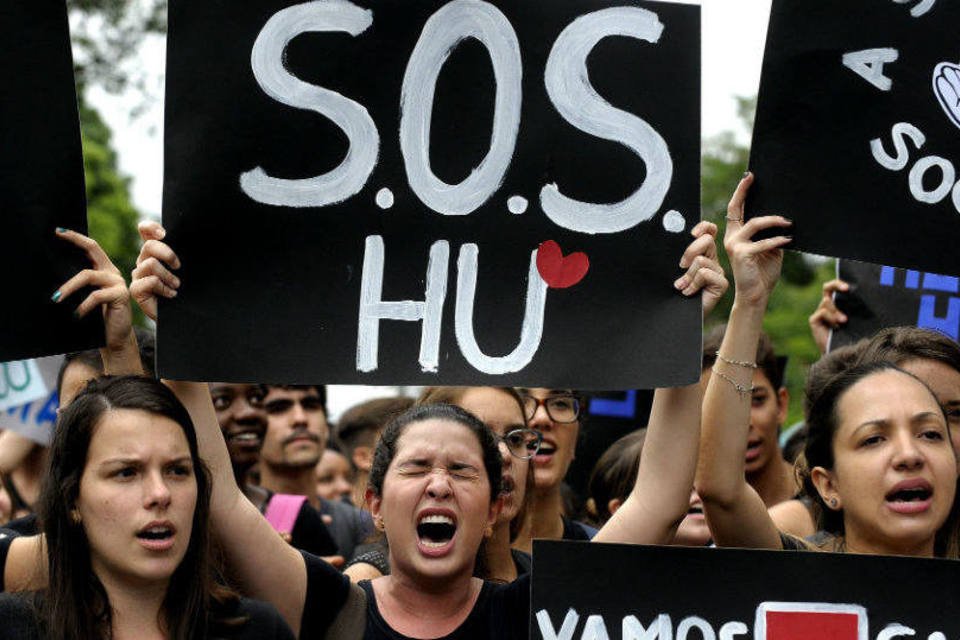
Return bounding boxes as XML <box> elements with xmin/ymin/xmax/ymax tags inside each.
<box><xmin>713</xmin><ymin>368</ymin><xmax>754</xmax><ymax>398</ymax></box>
<box><xmin>717</xmin><ymin>353</ymin><xmax>758</xmax><ymax>369</ymax></box>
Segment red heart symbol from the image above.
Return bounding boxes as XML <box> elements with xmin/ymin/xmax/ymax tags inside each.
<box><xmin>536</xmin><ymin>240</ymin><xmax>590</xmax><ymax>289</ymax></box>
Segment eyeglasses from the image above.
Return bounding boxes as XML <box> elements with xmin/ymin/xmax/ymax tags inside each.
<box><xmin>495</xmin><ymin>428</ymin><xmax>543</xmax><ymax>460</ymax></box>
<box><xmin>521</xmin><ymin>395</ymin><xmax>581</xmax><ymax>423</ymax></box>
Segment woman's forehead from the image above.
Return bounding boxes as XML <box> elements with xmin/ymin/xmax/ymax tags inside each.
<box><xmin>394</xmin><ymin>419</ymin><xmax>483</xmax><ymax>459</ymax></box>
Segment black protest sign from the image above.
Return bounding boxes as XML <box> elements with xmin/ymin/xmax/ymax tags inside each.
<box><xmin>830</xmin><ymin>259</ymin><xmax>958</xmax><ymax>350</ymax></box>
<box><xmin>161</xmin><ymin>0</ymin><xmax>701</xmax><ymax>387</ymax></box>
<box><xmin>748</xmin><ymin>0</ymin><xmax>960</xmax><ymax>275</ymax></box>
<box><xmin>532</xmin><ymin>541</ymin><xmax>960</xmax><ymax>640</ymax></box>
<box><xmin>0</xmin><ymin>3</ymin><xmax>100</xmax><ymax>361</ymax></box>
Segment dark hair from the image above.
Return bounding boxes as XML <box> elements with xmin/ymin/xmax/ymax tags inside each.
<box><xmin>368</xmin><ymin>404</ymin><xmax>502</xmax><ymax>502</ymax></box>
<box><xmin>587</xmin><ymin>430</ymin><xmax>647</xmax><ymax>526</ymax></box>
<box><xmin>56</xmin><ymin>329</ymin><xmax>158</xmax><ymax>402</ymax></box>
<box><xmin>703</xmin><ymin>324</ymin><xmax>784</xmax><ymax>389</ymax></box>
<box><xmin>857</xmin><ymin>326</ymin><xmax>960</xmax><ymax>375</ymax></box>
<box><xmin>336</xmin><ymin>396</ymin><xmax>415</xmax><ymax>459</ymax></box>
<box><xmin>804</xmin><ymin>341</ymin><xmax>868</xmax><ymax>417</ymax></box>
<box><xmin>37</xmin><ymin>375</ymin><xmax>237</xmax><ymax>639</ymax></box>
<box><xmin>797</xmin><ymin>362</ymin><xmax>959</xmax><ymax>556</ymax></box>
<box><xmin>266</xmin><ymin>384</ymin><xmax>327</xmax><ymax>414</ymax></box>
<box><xmin>416</xmin><ymin>387</ymin><xmax>531</xmax><ymax>541</ymax></box>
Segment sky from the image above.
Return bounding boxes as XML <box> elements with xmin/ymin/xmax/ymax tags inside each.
<box><xmin>87</xmin><ymin>0</ymin><xmax>773</xmax><ymax>219</ymax></box>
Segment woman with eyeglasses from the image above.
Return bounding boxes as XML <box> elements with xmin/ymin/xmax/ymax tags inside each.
<box><xmin>345</xmin><ymin>386</ymin><xmax>540</xmax><ymax>583</ymax></box>
<box><xmin>513</xmin><ymin>388</ymin><xmax>596</xmax><ymax>549</ymax></box>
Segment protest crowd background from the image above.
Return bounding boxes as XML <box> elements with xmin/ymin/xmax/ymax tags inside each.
<box><xmin>1</xmin><ymin>0</ymin><xmax>959</xmax><ymax>638</ymax></box>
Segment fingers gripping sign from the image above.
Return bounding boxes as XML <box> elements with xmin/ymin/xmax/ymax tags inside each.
<box><xmin>723</xmin><ymin>173</ymin><xmax>793</xmax><ymax>306</ymax></box>
<box><xmin>131</xmin><ymin>222</ymin><xmax>182</xmax><ymax>322</ymax></box>
<box><xmin>51</xmin><ymin>228</ymin><xmax>133</xmax><ymax>351</ymax></box>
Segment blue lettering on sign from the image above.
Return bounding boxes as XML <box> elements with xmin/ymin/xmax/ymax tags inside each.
<box><xmin>588</xmin><ymin>390</ymin><xmax>637</xmax><ymax>419</ymax></box>
<box><xmin>879</xmin><ymin>267</ymin><xmax>960</xmax><ymax>340</ymax></box>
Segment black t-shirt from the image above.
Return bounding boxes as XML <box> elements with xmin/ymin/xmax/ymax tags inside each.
<box><xmin>299</xmin><ymin>552</ymin><xmax>529</xmax><ymax>639</ymax></box>
<box><xmin>0</xmin><ymin>592</ymin><xmax>295</xmax><ymax>640</ymax></box>
<box><xmin>260</xmin><ymin>491</ymin><xmax>339</xmax><ymax>557</ymax></box>
<box><xmin>4</xmin><ymin>514</ymin><xmax>38</xmax><ymax>537</ymax></box>
<box><xmin>0</xmin><ymin>528</ymin><xmax>18</xmax><ymax>593</ymax></box>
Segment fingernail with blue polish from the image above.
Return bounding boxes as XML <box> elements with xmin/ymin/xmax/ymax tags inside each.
<box><xmin>56</xmin><ymin>227</ymin><xmax>67</xmax><ymax>234</ymax></box>
<box><xmin>51</xmin><ymin>290</ymin><xmax>61</xmax><ymax>303</ymax></box>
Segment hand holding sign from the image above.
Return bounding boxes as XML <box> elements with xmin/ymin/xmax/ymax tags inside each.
<box><xmin>724</xmin><ymin>174</ymin><xmax>793</xmax><ymax>306</ymax></box>
<box><xmin>934</xmin><ymin>61</ymin><xmax>960</xmax><ymax>129</ymax></box>
<box><xmin>676</xmin><ymin>220</ymin><xmax>727</xmax><ymax>317</ymax></box>
<box><xmin>809</xmin><ymin>278</ymin><xmax>850</xmax><ymax>354</ymax></box>
<box><xmin>51</xmin><ymin>229</ymin><xmax>134</xmax><ymax>354</ymax></box>
<box><xmin>131</xmin><ymin>221</ymin><xmax>180</xmax><ymax>322</ymax></box>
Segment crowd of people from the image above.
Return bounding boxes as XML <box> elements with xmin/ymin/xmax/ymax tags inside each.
<box><xmin>0</xmin><ymin>173</ymin><xmax>957</xmax><ymax>638</ymax></box>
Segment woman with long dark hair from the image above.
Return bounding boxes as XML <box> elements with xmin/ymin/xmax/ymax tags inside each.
<box><xmin>0</xmin><ymin>376</ymin><xmax>294</xmax><ymax>639</ymax></box>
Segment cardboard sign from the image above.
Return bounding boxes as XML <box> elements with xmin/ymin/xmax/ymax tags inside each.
<box><xmin>829</xmin><ymin>259</ymin><xmax>959</xmax><ymax>350</ymax></box>
<box><xmin>160</xmin><ymin>0</ymin><xmax>702</xmax><ymax>387</ymax></box>
<box><xmin>0</xmin><ymin>356</ymin><xmax>62</xmax><ymax>446</ymax></box>
<box><xmin>531</xmin><ymin>541</ymin><xmax>960</xmax><ymax>640</ymax></box>
<box><xmin>0</xmin><ymin>359</ymin><xmax>47</xmax><ymax>412</ymax></box>
<box><xmin>0</xmin><ymin>3</ymin><xmax>102</xmax><ymax>362</ymax></box>
<box><xmin>748</xmin><ymin>0</ymin><xmax>959</xmax><ymax>275</ymax></box>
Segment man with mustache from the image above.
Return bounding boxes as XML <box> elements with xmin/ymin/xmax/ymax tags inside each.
<box><xmin>260</xmin><ymin>385</ymin><xmax>371</xmax><ymax>559</ymax></box>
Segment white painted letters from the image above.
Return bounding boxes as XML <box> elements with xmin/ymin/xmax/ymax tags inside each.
<box><xmin>400</xmin><ymin>0</ymin><xmax>522</xmax><ymax>215</ymax></box>
<box><xmin>356</xmin><ymin>236</ymin><xmax>448</xmax><ymax>373</ymax></box>
<box><xmin>676</xmin><ymin>616</ymin><xmax>717</xmax><ymax>640</ymax></box>
<box><xmin>878</xmin><ymin>624</ymin><xmax>916</xmax><ymax>640</ymax></box>
<box><xmin>242</xmin><ymin>1</ymin><xmax>380</xmax><ymax>208</ymax></box>
<box><xmin>909</xmin><ymin>155</ymin><xmax>955</xmax><ymax>203</ymax></box>
<box><xmin>454</xmin><ymin>245</ymin><xmax>548</xmax><ymax>374</ymax></box>
<box><xmin>536</xmin><ymin>609</ymin><xmax>580</xmax><ymax>640</ymax></box>
<box><xmin>892</xmin><ymin>0</ymin><xmax>936</xmax><ymax>18</ymax></box>
<box><xmin>623</xmin><ymin>614</ymin><xmax>672</xmax><ymax>640</ymax></box>
<box><xmin>582</xmin><ymin>615</ymin><xmax>611</xmax><ymax>640</ymax></box>
<box><xmin>871</xmin><ymin>122</ymin><xmax>925</xmax><ymax>171</ymax></box>
<box><xmin>842</xmin><ymin>48</ymin><xmax>899</xmax><ymax>91</ymax></box>
<box><xmin>541</xmin><ymin>7</ymin><xmax>672</xmax><ymax>234</ymax></box>
<box><xmin>718</xmin><ymin>622</ymin><xmax>747</xmax><ymax>640</ymax></box>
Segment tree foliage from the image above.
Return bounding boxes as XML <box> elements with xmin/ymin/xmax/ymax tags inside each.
<box><xmin>702</xmin><ymin>96</ymin><xmax>833</xmax><ymax>426</ymax></box>
<box><xmin>70</xmin><ymin>0</ymin><xmax>166</xmax><ymax>96</ymax></box>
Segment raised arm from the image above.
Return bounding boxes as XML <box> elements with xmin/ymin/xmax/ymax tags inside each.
<box><xmin>595</xmin><ymin>220</ymin><xmax>727</xmax><ymax>545</ymax></box>
<box><xmin>695</xmin><ymin>173</ymin><xmax>792</xmax><ymax>550</ymax></box>
<box><xmin>130</xmin><ymin>222</ymin><xmax>308</xmax><ymax>634</ymax></box>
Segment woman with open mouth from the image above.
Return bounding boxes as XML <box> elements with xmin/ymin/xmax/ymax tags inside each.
<box><xmin>0</xmin><ymin>375</ymin><xmax>295</xmax><ymax>639</ymax></box>
<box><xmin>698</xmin><ymin>173</ymin><xmax>960</xmax><ymax>558</ymax></box>
<box><xmin>127</xmin><ymin>217</ymin><xmax>727</xmax><ymax>638</ymax></box>
<box><xmin>345</xmin><ymin>386</ymin><xmax>539</xmax><ymax>584</ymax></box>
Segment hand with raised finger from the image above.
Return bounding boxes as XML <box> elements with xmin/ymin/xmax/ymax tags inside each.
<box><xmin>131</xmin><ymin>222</ymin><xmax>181</xmax><ymax>322</ymax></box>
<box><xmin>809</xmin><ymin>278</ymin><xmax>850</xmax><ymax>354</ymax></box>
<box><xmin>723</xmin><ymin>173</ymin><xmax>792</xmax><ymax>306</ymax></box>
<box><xmin>51</xmin><ymin>228</ymin><xmax>134</xmax><ymax>352</ymax></box>
<box><xmin>674</xmin><ymin>220</ymin><xmax>728</xmax><ymax>318</ymax></box>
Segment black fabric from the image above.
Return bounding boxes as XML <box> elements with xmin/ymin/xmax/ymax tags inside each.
<box><xmin>300</xmin><ymin>551</ymin><xmax>352</xmax><ymax>639</ymax></box>
<box><xmin>510</xmin><ymin>549</ymin><xmax>531</xmax><ymax>577</ymax></box>
<box><xmin>0</xmin><ymin>528</ymin><xmax>16</xmax><ymax>593</ymax></box>
<box><xmin>319</xmin><ymin>498</ymin><xmax>374</xmax><ymax>559</ymax></box>
<box><xmin>3</xmin><ymin>475</ymin><xmax>31</xmax><ymax>516</ymax></box>
<box><xmin>345</xmin><ymin>541</ymin><xmax>390</xmax><ymax>576</ymax></box>
<box><xmin>358</xmin><ymin>575</ymin><xmax>529</xmax><ymax>640</ymax></box>
<box><xmin>301</xmin><ymin>552</ymin><xmax>528</xmax><ymax>639</ymax></box>
<box><xmin>561</xmin><ymin>516</ymin><xmax>595</xmax><ymax>541</ymax></box>
<box><xmin>0</xmin><ymin>592</ymin><xmax>295</xmax><ymax>639</ymax></box>
<box><xmin>260</xmin><ymin>491</ymin><xmax>338</xmax><ymax>557</ymax></box>
<box><xmin>4</xmin><ymin>514</ymin><xmax>38</xmax><ymax>536</ymax></box>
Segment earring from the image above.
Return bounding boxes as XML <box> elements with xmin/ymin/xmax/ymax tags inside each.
<box><xmin>484</xmin><ymin>525</ymin><xmax>493</xmax><ymax>539</ymax></box>
<box><xmin>70</xmin><ymin>509</ymin><xmax>82</xmax><ymax>525</ymax></box>
<box><xmin>829</xmin><ymin>498</ymin><xmax>838</xmax><ymax>508</ymax></box>
<box><xmin>374</xmin><ymin>516</ymin><xmax>385</xmax><ymax>532</ymax></box>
